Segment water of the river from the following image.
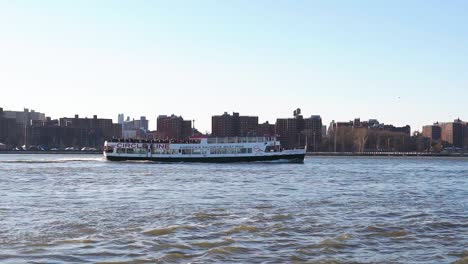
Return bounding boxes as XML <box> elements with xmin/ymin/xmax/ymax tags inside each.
<box><xmin>0</xmin><ymin>155</ymin><xmax>467</xmax><ymax>264</ymax></box>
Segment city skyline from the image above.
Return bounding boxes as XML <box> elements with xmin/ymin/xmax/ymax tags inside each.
<box><xmin>2</xmin><ymin>105</ymin><xmax>466</xmax><ymax>134</ymax></box>
<box><xmin>3</xmin><ymin>105</ymin><xmax>467</xmax><ymax>152</ymax></box>
<box><xmin>1</xmin><ymin>1</ymin><xmax>467</xmax><ymax>133</ymax></box>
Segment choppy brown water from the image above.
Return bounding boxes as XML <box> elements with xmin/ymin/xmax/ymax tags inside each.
<box><xmin>0</xmin><ymin>155</ymin><xmax>467</xmax><ymax>263</ymax></box>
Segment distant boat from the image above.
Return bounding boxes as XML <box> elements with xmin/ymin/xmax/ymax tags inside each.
<box><xmin>103</xmin><ymin>137</ymin><xmax>305</xmax><ymax>163</ymax></box>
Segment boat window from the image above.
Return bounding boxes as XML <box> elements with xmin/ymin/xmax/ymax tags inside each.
<box><xmin>137</xmin><ymin>148</ymin><xmax>146</xmax><ymax>154</ymax></box>
<box><xmin>181</xmin><ymin>149</ymin><xmax>192</xmax><ymax>155</ymax></box>
<box><xmin>117</xmin><ymin>148</ymin><xmax>125</xmax><ymax>154</ymax></box>
<box><xmin>126</xmin><ymin>148</ymin><xmax>134</xmax><ymax>154</ymax></box>
<box><xmin>192</xmin><ymin>149</ymin><xmax>202</xmax><ymax>154</ymax></box>
<box><xmin>210</xmin><ymin>147</ymin><xmax>228</xmax><ymax>154</ymax></box>
<box><xmin>240</xmin><ymin>148</ymin><xmax>251</xmax><ymax>153</ymax></box>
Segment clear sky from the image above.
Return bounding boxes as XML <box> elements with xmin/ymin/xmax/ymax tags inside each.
<box><xmin>1</xmin><ymin>0</ymin><xmax>467</xmax><ymax>133</ymax></box>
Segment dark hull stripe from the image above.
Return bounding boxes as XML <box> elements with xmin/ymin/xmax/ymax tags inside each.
<box><xmin>105</xmin><ymin>154</ymin><xmax>305</xmax><ymax>163</ymax></box>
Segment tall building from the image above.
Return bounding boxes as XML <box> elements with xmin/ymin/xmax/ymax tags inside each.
<box><xmin>1</xmin><ymin>107</ymin><xmax>47</xmax><ymax>146</ymax></box>
<box><xmin>440</xmin><ymin>119</ymin><xmax>465</xmax><ymax>147</ymax></box>
<box><xmin>120</xmin><ymin>116</ymin><xmax>148</xmax><ymax>139</ymax></box>
<box><xmin>383</xmin><ymin>124</ymin><xmax>411</xmax><ymax>136</ymax></box>
<box><xmin>2</xmin><ymin>108</ymin><xmax>46</xmax><ymax>126</ymax></box>
<box><xmin>211</xmin><ymin>112</ymin><xmax>258</xmax><ymax>137</ymax></box>
<box><xmin>464</xmin><ymin>123</ymin><xmax>468</xmax><ymax>148</ymax></box>
<box><xmin>29</xmin><ymin>118</ymin><xmax>74</xmax><ymax>149</ymax></box>
<box><xmin>275</xmin><ymin>109</ymin><xmax>304</xmax><ymax>149</ymax></box>
<box><xmin>118</xmin><ymin>114</ymin><xmax>124</xmax><ymax>124</ymax></box>
<box><xmin>123</xmin><ymin>116</ymin><xmax>148</xmax><ymax>131</ymax></box>
<box><xmin>276</xmin><ymin>118</ymin><xmax>299</xmax><ymax>149</ymax></box>
<box><xmin>239</xmin><ymin>116</ymin><xmax>259</xmax><ymax>136</ymax></box>
<box><xmin>0</xmin><ymin>107</ymin><xmax>22</xmax><ymax>147</ymax></box>
<box><xmin>303</xmin><ymin>115</ymin><xmax>323</xmax><ymax>151</ymax></box>
<box><xmin>258</xmin><ymin>121</ymin><xmax>276</xmax><ymax>136</ymax></box>
<box><xmin>156</xmin><ymin>114</ymin><xmax>192</xmax><ymax>140</ymax></box>
<box><xmin>422</xmin><ymin>124</ymin><xmax>442</xmax><ymax>141</ymax></box>
<box><xmin>59</xmin><ymin>115</ymin><xmax>122</xmax><ymax>148</ymax></box>
<box><xmin>328</xmin><ymin>118</ymin><xmax>412</xmax><ymax>152</ymax></box>
<box><xmin>212</xmin><ymin>112</ymin><xmax>237</xmax><ymax>137</ymax></box>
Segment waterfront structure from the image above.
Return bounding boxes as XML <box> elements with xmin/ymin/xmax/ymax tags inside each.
<box><xmin>211</xmin><ymin>112</ymin><xmax>258</xmax><ymax>137</ymax></box>
<box><xmin>104</xmin><ymin>136</ymin><xmax>305</xmax><ymax>163</ymax></box>
<box><xmin>156</xmin><ymin>114</ymin><xmax>192</xmax><ymax>140</ymax></box>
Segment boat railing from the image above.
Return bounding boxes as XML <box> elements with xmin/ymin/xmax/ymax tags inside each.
<box><xmin>107</xmin><ymin>138</ymin><xmax>201</xmax><ymax>144</ymax></box>
<box><xmin>207</xmin><ymin>137</ymin><xmax>276</xmax><ymax>144</ymax></box>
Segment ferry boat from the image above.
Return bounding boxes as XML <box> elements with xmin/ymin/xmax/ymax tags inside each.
<box><xmin>103</xmin><ymin>137</ymin><xmax>305</xmax><ymax>163</ymax></box>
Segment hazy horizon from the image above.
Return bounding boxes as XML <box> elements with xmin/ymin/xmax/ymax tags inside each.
<box><xmin>1</xmin><ymin>1</ymin><xmax>467</xmax><ymax>133</ymax></box>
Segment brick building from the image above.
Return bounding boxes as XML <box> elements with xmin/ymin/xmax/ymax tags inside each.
<box><xmin>211</xmin><ymin>112</ymin><xmax>258</xmax><ymax>137</ymax></box>
<box><xmin>328</xmin><ymin>118</ymin><xmax>412</xmax><ymax>152</ymax></box>
<box><xmin>0</xmin><ymin>107</ymin><xmax>22</xmax><ymax>147</ymax></box>
<box><xmin>156</xmin><ymin>115</ymin><xmax>192</xmax><ymax>140</ymax></box>
<box><xmin>422</xmin><ymin>124</ymin><xmax>442</xmax><ymax>141</ymax></box>
<box><xmin>275</xmin><ymin>109</ymin><xmax>304</xmax><ymax>149</ymax></box>
<box><xmin>258</xmin><ymin>121</ymin><xmax>276</xmax><ymax>136</ymax></box>
<box><xmin>303</xmin><ymin>115</ymin><xmax>323</xmax><ymax>151</ymax></box>
<box><xmin>58</xmin><ymin>115</ymin><xmax>122</xmax><ymax>148</ymax></box>
<box><xmin>464</xmin><ymin>123</ymin><xmax>468</xmax><ymax>147</ymax></box>
<box><xmin>440</xmin><ymin>119</ymin><xmax>465</xmax><ymax>148</ymax></box>
<box><xmin>29</xmin><ymin>120</ymin><xmax>81</xmax><ymax>149</ymax></box>
<box><xmin>2</xmin><ymin>108</ymin><xmax>46</xmax><ymax>126</ymax></box>
<box><xmin>383</xmin><ymin>125</ymin><xmax>411</xmax><ymax>136</ymax></box>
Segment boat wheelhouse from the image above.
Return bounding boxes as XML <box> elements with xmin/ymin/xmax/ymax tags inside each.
<box><xmin>103</xmin><ymin>137</ymin><xmax>305</xmax><ymax>163</ymax></box>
